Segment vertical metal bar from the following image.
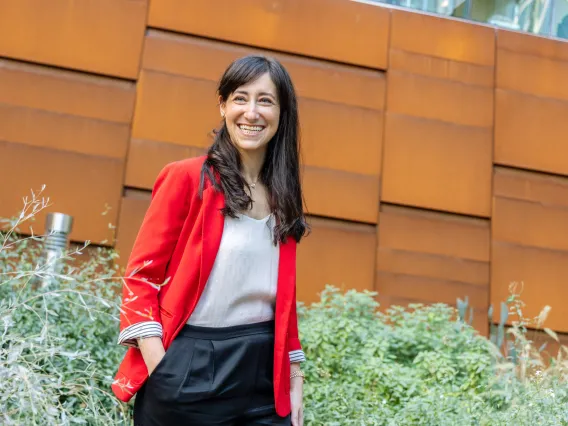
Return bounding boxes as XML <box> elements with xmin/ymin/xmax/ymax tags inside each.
<box><xmin>40</xmin><ymin>213</ymin><xmax>74</xmax><ymax>288</ymax></box>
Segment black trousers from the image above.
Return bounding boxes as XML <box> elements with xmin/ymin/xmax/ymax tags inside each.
<box><xmin>133</xmin><ymin>320</ymin><xmax>291</xmax><ymax>425</ymax></box>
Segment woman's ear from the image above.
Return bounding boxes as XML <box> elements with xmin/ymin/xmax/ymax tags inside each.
<box><xmin>219</xmin><ymin>96</ymin><xmax>225</xmax><ymax>118</ymax></box>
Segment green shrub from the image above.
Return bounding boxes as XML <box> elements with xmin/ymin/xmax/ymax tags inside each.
<box><xmin>298</xmin><ymin>286</ymin><xmax>568</xmax><ymax>425</ymax></box>
<box><xmin>0</xmin><ymin>190</ymin><xmax>132</xmax><ymax>425</ymax></box>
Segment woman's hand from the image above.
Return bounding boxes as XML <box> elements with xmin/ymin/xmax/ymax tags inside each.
<box><xmin>290</xmin><ymin>363</ymin><xmax>304</xmax><ymax>426</ymax></box>
<box><xmin>137</xmin><ymin>336</ymin><xmax>166</xmax><ymax>376</ymax></box>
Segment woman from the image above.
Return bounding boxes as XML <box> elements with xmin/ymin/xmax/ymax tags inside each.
<box><xmin>111</xmin><ymin>55</ymin><xmax>308</xmax><ymax>426</ymax></box>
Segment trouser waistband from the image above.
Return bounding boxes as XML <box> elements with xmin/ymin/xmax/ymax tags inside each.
<box><xmin>179</xmin><ymin>320</ymin><xmax>275</xmax><ymax>340</ymax></box>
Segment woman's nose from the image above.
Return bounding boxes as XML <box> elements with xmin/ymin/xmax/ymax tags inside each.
<box><xmin>243</xmin><ymin>102</ymin><xmax>260</xmax><ymax>120</ymax></box>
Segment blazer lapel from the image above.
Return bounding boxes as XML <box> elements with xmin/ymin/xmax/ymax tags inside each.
<box><xmin>200</xmin><ymin>186</ymin><xmax>225</xmax><ymax>292</ymax></box>
<box><xmin>273</xmin><ymin>238</ymin><xmax>296</xmax><ymax>398</ymax></box>
<box><xmin>275</xmin><ymin>238</ymin><xmax>295</xmax><ymax>342</ymax></box>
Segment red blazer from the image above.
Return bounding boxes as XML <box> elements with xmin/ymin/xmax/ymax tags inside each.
<box><xmin>111</xmin><ymin>156</ymin><xmax>302</xmax><ymax>417</ymax></box>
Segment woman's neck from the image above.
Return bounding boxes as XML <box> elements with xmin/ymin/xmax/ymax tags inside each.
<box><xmin>240</xmin><ymin>149</ymin><xmax>266</xmax><ymax>184</ymax></box>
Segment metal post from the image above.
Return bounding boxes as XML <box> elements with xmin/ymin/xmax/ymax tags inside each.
<box><xmin>40</xmin><ymin>213</ymin><xmax>73</xmax><ymax>287</ymax></box>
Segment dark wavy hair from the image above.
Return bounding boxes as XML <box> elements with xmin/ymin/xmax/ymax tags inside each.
<box><xmin>200</xmin><ymin>55</ymin><xmax>309</xmax><ymax>244</ymax></box>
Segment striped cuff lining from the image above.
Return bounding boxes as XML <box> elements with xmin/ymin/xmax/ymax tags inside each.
<box><xmin>118</xmin><ymin>321</ymin><xmax>163</xmax><ymax>348</ymax></box>
<box><xmin>289</xmin><ymin>349</ymin><xmax>306</xmax><ymax>363</ymax></box>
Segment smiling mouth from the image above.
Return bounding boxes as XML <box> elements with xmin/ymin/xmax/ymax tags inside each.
<box><xmin>238</xmin><ymin>124</ymin><xmax>265</xmax><ymax>135</ymax></box>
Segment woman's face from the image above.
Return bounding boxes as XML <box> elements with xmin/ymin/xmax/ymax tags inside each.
<box><xmin>220</xmin><ymin>72</ymin><xmax>280</xmax><ymax>154</ymax></box>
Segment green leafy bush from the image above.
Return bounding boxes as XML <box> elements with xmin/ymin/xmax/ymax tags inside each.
<box><xmin>298</xmin><ymin>286</ymin><xmax>568</xmax><ymax>425</ymax></box>
<box><xmin>0</xmin><ymin>190</ymin><xmax>132</xmax><ymax>425</ymax></box>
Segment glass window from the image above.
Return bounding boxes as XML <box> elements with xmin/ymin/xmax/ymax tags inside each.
<box><xmin>366</xmin><ymin>0</ymin><xmax>568</xmax><ymax>40</ymax></box>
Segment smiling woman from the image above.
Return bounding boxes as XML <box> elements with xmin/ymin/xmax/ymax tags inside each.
<box><xmin>204</xmin><ymin>56</ymin><xmax>306</xmax><ymax>239</ymax></box>
<box><xmin>222</xmin><ymin>73</ymin><xmax>280</xmax><ymax>150</ymax></box>
<box><xmin>112</xmin><ymin>55</ymin><xmax>308</xmax><ymax>426</ymax></box>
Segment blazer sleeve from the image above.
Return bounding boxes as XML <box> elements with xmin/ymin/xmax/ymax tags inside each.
<box><xmin>287</xmin><ymin>284</ymin><xmax>306</xmax><ymax>363</ymax></box>
<box><xmin>117</xmin><ymin>161</ymin><xmax>192</xmax><ymax>347</ymax></box>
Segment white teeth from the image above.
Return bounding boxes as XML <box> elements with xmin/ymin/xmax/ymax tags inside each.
<box><xmin>238</xmin><ymin>124</ymin><xmax>263</xmax><ymax>132</ymax></box>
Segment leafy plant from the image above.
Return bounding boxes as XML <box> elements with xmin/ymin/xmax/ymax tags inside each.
<box><xmin>298</xmin><ymin>286</ymin><xmax>568</xmax><ymax>425</ymax></box>
<box><xmin>0</xmin><ymin>188</ymin><xmax>132</xmax><ymax>425</ymax></box>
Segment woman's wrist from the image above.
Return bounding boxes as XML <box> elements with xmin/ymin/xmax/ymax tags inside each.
<box><xmin>290</xmin><ymin>361</ymin><xmax>304</xmax><ymax>382</ymax></box>
<box><xmin>290</xmin><ymin>370</ymin><xmax>305</xmax><ymax>380</ymax></box>
<box><xmin>138</xmin><ymin>336</ymin><xmax>165</xmax><ymax>375</ymax></box>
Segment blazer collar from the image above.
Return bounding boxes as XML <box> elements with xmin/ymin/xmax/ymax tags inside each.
<box><xmin>275</xmin><ymin>237</ymin><xmax>295</xmax><ymax>332</ymax></box>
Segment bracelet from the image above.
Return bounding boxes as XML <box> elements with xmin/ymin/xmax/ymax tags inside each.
<box><xmin>290</xmin><ymin>370</ymin><xmax>305</xmax><ymax>380</ymax></box>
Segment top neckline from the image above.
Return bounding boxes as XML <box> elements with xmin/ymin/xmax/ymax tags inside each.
<box><xmin>236</xmin><ymin>213</ymin><xmax>272</xmax><ymax>223</ymax></box>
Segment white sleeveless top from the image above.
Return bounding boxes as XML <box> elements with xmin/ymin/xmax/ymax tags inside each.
<box><xmin>186</xmin><ymin>213</ymin><xmax>279</xmax><ymax>327</ymax></box>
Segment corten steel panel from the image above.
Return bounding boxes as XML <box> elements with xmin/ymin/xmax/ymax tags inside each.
<box><xmin>142</xmin><ymin>31</ymin><xmax>387</xmax><ymax>111</ymax></box>
<box><xmin>389</xmin><ymin>49</ymin><xmax>494</xmax><ymax>88</ymax></box>
<box><xmin>492</xmin><ymin>167</ymin><xmax>568</xmax><ymax>332</ymax></box>
<box><xmin>384</xmin><ymin>16</ymin><xmax>494</xmax><ymax>217</ymax></box>
<box><xmin>0</xmin><ymin>103</ymin><xmax>129</xmax><ymax>159</ymax></box>
<box><xmin>497</xmin><ymin>49</ymin><xmax>568</xmax><ymax>101</ymax></box>
<box><xmin>129</xmin><ymin>32</ymin><xmax>385</xmax><ymax>222</ymax></box>
<box><xmin>377</xmin><ymin>206</ymin><xmax>490</xmax><ymax>263</ymax></box>
<box><xmin>494</xmin><ymin>90</ymin><xmax>568</xmax><ymax>175</ymax></box>
<box><xmin>390</xmin><ymin>9</ymin><xmax>495</xmax><ymax>66</ymax></box>
<box><xmin>377</xmin><ymin>205</ymin><xmax>490</xmax><ymax>335</ymax></box>
<box><xmin>296</xmin><ymin>217</ymin><xmax>376</xmax><ymax>305</ymax></box>
<box><xmin>299</xmin><ymin>98</ymin><xmax>382</xmax><ymax>177</ymax></box>
<box><xmin>381</xmin><ymin>113</ymin><xmax>492</xmax><ymax>217</ymax></box>
<box><xmin>493</xmin><ymin>197</ymin><xmax>568</xmax><ymax>252</ymax></box>
<box><xmin>125</xmin><ymin>140</ymin><xmax>207</xmax><ymax>189</ymax></box>
<box><xmin>377</xmin><ymin>248</ymin><xmax>489</xmax><ymax>287</ymax></box>
<box><xmin>387</xmin><ymin>71</ymin><xmax>494</xmax><ymax>128</ymax></box>
<box><xmin>498</xmin><ymin>28</ymin><xmax>568</xmax><ymax>62</ymax></box>
<box><xmin>0</xmin><ymin>59</ymin><xmax>136</xmax><ymax>123</ymax></box>
<box><xmin>147</xmin><ymin>0</ymin><xmax>390</xmax><ymax>69</ymax></box>
<box><xmin>376</xmin><ymin>273</ymin><xmax>488</xmax><ymax>311</ymax></box>
<box><xmin>0</xmin><ymin>61</ymin><xmax>134</xmax><ymax>245</ymax></box>
<box><xmin>0</xmin><ymin>141</ymin><xmax>122</xmax><ymax>246</ymax></box>
<box><xmin>114</xmin><ymin>191</ymin><xmax>151</xmax><ymax>270</ymax></box>
<box><xmin>491</xmin><ymin>242</ymin><xmax>568</xmax><ymax>333</ymax></box>
<box><xmin>131</xmin><ymin>70</ymin><xmax>220</xmax><ymax>149</ymax></box>
<box><xmin>494</xmin><ymin>167</ymin><xmax>568</xmax><ymax>207</ymax></box>
<box><xmin>301</xmin><ymin>166</ymin><xmax>379</xmax><ymax>224</ymax></box>
<box><xmin>0</xmin><ymin>0</ymin><xmax>147</xmax><ymax>79</ymax></box>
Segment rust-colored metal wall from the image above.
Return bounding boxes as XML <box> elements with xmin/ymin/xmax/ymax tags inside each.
<box><xmin>2</xmin><ymin>0</ymin><xmax>568</xmax><ymax>336</ymax></box>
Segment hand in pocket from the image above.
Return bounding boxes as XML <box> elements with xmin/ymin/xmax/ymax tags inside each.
<box><xmin>147</xmin><ymin>352</ymin><xmax>166</xmax><ymax>376</ymax></box>
<box><xmin>137</xmin><ymin>336</ymin><xmax>166</xmax><ymax>376</ymax></box>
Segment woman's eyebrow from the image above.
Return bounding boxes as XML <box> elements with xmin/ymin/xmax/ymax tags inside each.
<box><xmin>234</xmin><ymin>89</ymin><xmax>276</xmax><ymax>99</ymax></box>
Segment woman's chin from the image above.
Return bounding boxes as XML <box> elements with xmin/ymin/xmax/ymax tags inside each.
<box><xmin>235</xmin><ymin>139</ymin><xmax>268</xmax><ymax>152</ymax></box>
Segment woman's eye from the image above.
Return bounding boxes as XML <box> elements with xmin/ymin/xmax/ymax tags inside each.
<box><xmin>234</xmin><ymin>96</ymin><xmax>246</xmax><ymax>102</ymax></box>
<box><xmin>259</xmin><ymin>98</ymin><xmax>273</xmax><ymax>104</ymax></box>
